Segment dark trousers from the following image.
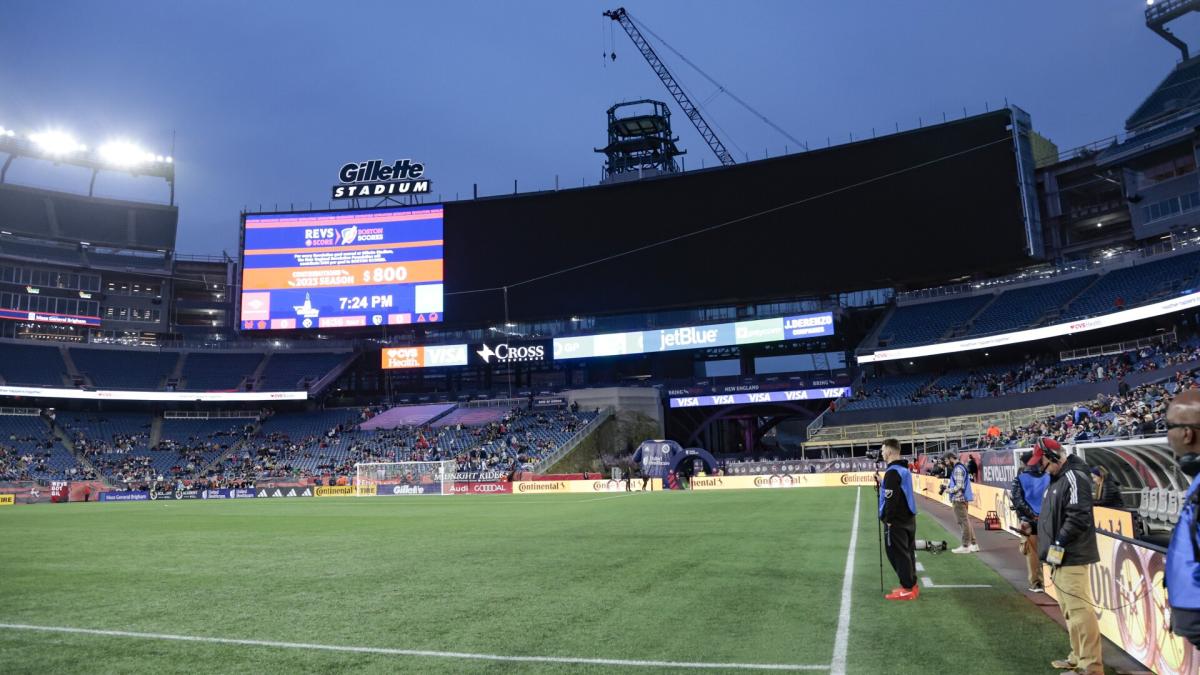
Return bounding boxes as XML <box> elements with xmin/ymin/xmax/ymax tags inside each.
<box><xmin>1172</xmin><ymin>607</ymin><xmax>1200</xmax><ymax>649</ymax></box>
<box><xmin>884</xmin><ymin>519</ymin><xmax>917</xmax><ymax>590</ymax></box>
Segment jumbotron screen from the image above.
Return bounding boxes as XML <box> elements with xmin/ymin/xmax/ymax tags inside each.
<box><xmin>239</xmin><ymin>206</ymin><xmax>444</xmax><ymax>330</ymax></box>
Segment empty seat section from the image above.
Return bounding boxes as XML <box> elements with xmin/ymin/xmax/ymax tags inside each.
<box><xmin>967</xmin><ymin>275</ymin><xmax>1095</xmax><ymax>336</ymax></box>
<box><xmin>1065</xmin><ymin>251</ymin><xmax>1200</xmax><ymax>319</ymax></box>
<box><xmin>0</xmin><ymin>343</ymin><xmax>67</xmax><ymax>386</ymax></box>
<box><xmin>878</xmin><ymin>295</ymin><xmax>991</xmax><ymax>348</ymax></box>
<box><xmin>257</xmin><ymin>352</ymin><xmax>349</xmax><ymax>391</ymax></box>
<box><xmin>71</xmin><ymin>349</ymin><xmax>178</xmax><ymax>390</ymax></box>
<box><xmin>181</xmin><ymin>352</ymin><xmax>263</xmax><ymax>391</ymax></box>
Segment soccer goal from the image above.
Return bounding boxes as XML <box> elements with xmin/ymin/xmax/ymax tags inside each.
<box><xmin>354</xmin><ymin>460</ymin><xmax>457</xmax><ymax>496</ymax></box>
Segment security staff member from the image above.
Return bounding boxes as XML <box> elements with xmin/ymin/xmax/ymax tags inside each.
<box><xmin>1165</xmin><ymin>389</ymin><xmax>1200</xmax><ymax>648</ymax></box>
<box><xmin>878</xmin><ymin>438</ymin><xmax>919</xmax><ymax>601</ymax></box>
<box><xmin>1030</xmin><ymin>437</ymin><xmax>1103</xmax><ymax>675</ymax></box>
<box><xmin>1011</xmin><ymin>451</ymin><xmax>1050</xmax><ymax>592</ymax></box>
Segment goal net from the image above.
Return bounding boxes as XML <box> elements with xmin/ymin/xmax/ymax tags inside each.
<box><xmin>354</xmin><ymin>460</ymin><xmax>456</xmax><ymax>496</ymax></box>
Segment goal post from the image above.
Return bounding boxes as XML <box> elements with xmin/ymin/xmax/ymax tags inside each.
<box><xmin>354</xmin><ymin>460</ymin><xmax>457</xmax><ymax>496</ymax></box>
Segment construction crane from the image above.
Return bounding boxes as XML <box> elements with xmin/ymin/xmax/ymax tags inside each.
<box><xmin>604</xmin><ymin>7</ymin><xmax>737</xmax><ymax>167</ymax></box>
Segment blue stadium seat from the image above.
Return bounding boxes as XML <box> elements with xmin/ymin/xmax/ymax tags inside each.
<box><xmin>877</xmin><ymin>295</ymin><xmax>991</xmax><ymax>348</ymax></box>
<box><xmin>967</xmin><ymin>275</ymin><xmax>1095</xmax><ymax>336</ymax></box>
<box><xmin>181</xmin><ymin>352</ymin><xmax>263</xmax><ymax>391</ymax></box>
<box><xmin>71</xmin><ymin>348</ymin><xmax>179</xmax><ymax>390</ymax></box>
<box><xmin>0</xmin><ymin>343</ymin><xmax>67</xmax><ymax>386</ymax></box>
<box><xmin>257</xmin><ymin>352</ymin><xmax>350</xmax><ymax>391</ymax></box>
<box><xmin>1063</xmin><ymin>251</ymin><xmax>1200</xmax><ymax>320</ymax></box>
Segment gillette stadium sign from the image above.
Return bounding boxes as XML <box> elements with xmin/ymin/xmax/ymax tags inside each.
<box><xmin>331</xmin><ymin>158</ymin><xmax>431</xmax><ymax>199</ymax></box>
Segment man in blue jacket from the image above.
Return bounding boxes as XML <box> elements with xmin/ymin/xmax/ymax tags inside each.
<box><xmin>1011</xmin><ymin>450</ymin><xmax>1050</xmax><ymax>592</ymax></box>
<box><xmin>1165</xmin><ymin>389</ymin><xmax>1200</xmax><ymax>649</ymax></box>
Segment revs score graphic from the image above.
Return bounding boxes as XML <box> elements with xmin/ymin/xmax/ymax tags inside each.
<box><xmin>240</xmin><ymin>205</ymin><xmax>444</xmax><ymax>330</ymax></box>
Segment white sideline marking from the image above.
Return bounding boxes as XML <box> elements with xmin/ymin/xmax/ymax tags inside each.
<box><xmin>830</xmin><ymin>487</ymin><xmax>861</xmax><ymax>675</ymax></box>
<box><xmin>921</xmin><ymin>574</ymin><xmax>991</xmax><ymax>590</ymax></box>
<box><xmin>576</xmin><ymin>493</ymin><xmax>637</xmax><ymax>503</ymax></box>
<box><xmin>0</xmin><ymin>623</ymin><xmax>828</xmax><ymax>671</ymax></box>
<box><xmin>915</xmin><ymin>562</ymin><xmax>925</xmax><ymax>572</ymax></box>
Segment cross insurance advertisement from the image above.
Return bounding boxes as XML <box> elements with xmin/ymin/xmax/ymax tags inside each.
<box><xmin>239</xmin><ymin>205</ymin><xmax>444</xmax><ymax>330</ymax></box>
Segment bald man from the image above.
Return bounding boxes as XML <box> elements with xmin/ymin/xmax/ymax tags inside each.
<box><xmin>1165</xmin><ymin>389</ymin><xmax>1200</xmax><ymax>649</ymax></box>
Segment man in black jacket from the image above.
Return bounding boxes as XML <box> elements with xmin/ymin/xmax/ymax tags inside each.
<box><xmin>1030</xmin><ymin>437</ymin><xmax>1103</xmax><ymax>675</ymax></box>
<box><xmin>878</xmin><ymin>438</ymin><xmax>919</xmax><ymax>601</ymax></box>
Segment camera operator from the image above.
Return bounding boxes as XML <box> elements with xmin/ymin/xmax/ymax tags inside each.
<box><xmin>877</xmin><ymin>438</ymin><xmax>919</xmax><ymax>601</ymax></box>
<box><xmin>944</xmin><ymin>451</ymin><xmax>978</xmax><ymax>554</ymax></box>
<box><xmin>1010</xmin><ymin>450</ymin><xmax>1050</xmax><ymax>593</ymax></box>
<box><xmin>1030</xmin><ymin>437</ymin><xmax>1103</xmax><ymax>675</ymax></box>
<box><xmin>1165</xmin><ymin>390</ymin><xmax>1200</xmax><ymax>649</ymax></box>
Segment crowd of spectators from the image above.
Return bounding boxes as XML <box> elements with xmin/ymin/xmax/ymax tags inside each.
<box><xmin>976</xmin><ymin>366</ymin><xmax>1196</xmax><ymax>450</ymax></box>
<box><xmin>854</xmin><ymin>338</ymin><xmax>1200</xmax><ymax>407</ymax></box>
<box><xmin>205</xmin><ymin>405</ymin><xmax>595</xmax><ymax>486</ymax></box>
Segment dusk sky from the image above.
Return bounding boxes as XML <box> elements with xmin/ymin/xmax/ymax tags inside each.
<box><xmin>1</xmin><ymin>1</ymin><xmax>1184</xmax><ymax>255</ymax></box>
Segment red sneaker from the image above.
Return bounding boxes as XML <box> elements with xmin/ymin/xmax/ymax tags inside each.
<box><xmin>910</xmin><ymin>584</ymin><xmax>921</xmax><ymax>599</ymax></box>
<box><xmin>885</xmin><ymin>588</ymin><xmax>917</xmax><ymax>601</ymax></box>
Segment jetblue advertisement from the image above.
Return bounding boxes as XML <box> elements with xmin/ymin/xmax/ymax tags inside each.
<box><xmin>552</xmin><ymin>312</ymin><xmax>834</xmax><ymax>360</ymax></box>
<box><xmin>240</xmin><ymin>205</ymin><xmax>444</xmax><ymax>331</ymax></box>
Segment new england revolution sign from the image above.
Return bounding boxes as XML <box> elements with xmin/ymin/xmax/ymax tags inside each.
<box><xmin>332</xmin><ymin>158</ymin><xmax>431</xmax><ymax>200</ymax></box>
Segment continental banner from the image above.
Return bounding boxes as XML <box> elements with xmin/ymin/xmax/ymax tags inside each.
<box><xmin>512</xmin><ymin>481</ymin><xmax>571</xmax><ymax>494</ymax></box>
<box><xmin>0</xmin><ymin>494</ymin><xmax>13</xmax><ymax>506</ymax></box>
<box><xmin>315</xmin><ymin>485</ymin><xmax>357</xmax><ymax>497</ymax></box>
<box><xmin>690</xmin><ymin>472</ymin><xmax>878</xmax><ymax>491</ymax></box>
<box><xmin>913</xmin><ymin>474</ymin><xmax>1135</xmax><ymax>537</ymax></box>
<box><xmin>509</xmin><ymin>478</ymin><xmax>666</xmax><ymax>494</ymax></box>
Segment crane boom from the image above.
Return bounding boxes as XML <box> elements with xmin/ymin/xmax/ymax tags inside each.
<box><xmin>604</xmin><ymin>7</ymin><xmax>736</xmax><ymax>167</ymax></box>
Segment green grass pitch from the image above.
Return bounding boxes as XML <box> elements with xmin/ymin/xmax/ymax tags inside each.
<box><xmin>0</xmin><ymin>488</ymin><xmax>1071</xmax><ymax>673</ymax></box>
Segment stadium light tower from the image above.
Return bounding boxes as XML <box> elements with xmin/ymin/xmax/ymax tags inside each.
<box><xmin>1145</xmin><ymin>0</ymin><xmax>1200</xmax><ymax>59</ymax></box>
<box><xmin>0</xmin><ymin>125</ymin><xmax>175</xmax><ymax>204</ymax></box>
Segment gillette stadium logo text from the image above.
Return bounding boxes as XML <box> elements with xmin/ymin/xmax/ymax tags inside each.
<box><xmin>303</xmin><ymin>226</ymin><xmax>385</xmax><ymax>247</ymax></box>
<box><xmin>332</xmin><ymin>158</ymin><xmax>431</xmax><ymax>199</ymax></box>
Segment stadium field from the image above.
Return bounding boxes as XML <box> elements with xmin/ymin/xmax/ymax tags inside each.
<box><xmin>0</xmin><ymin>488</ymin><xmax>1069</xmax><ymax>673</ymax></box>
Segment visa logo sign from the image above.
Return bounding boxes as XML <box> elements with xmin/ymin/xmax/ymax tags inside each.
<box><xmin>748</xmin><ymin>393</ymin><xmax>772</xmax><ymax>403</ymax></box>
<box><xmin>711</xmin><ymin>395</ymin><xmax>736</xmax><ymax>404</ymax></box>
<box><xmin>822</xmin><ymin>387</ymin><xmax>848</xmax><ymax>398</ymax></box>
<box><xmin>785</xmin><ymin>390</ymin><xmax>809</xmax><ymax>401</ymax></box>
<box><xmin>676</xmin><ymin>397</ymin><xmax>701</xmax><ymax>407</ymax></box>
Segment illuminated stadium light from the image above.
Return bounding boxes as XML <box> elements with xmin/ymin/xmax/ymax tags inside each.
<box><xmin>0</xmin><ymin>126</ymin><xmax>14</xmax><ymax>137</ymax></box>
<box><xmin>98</xmin><ymin>140</ymin><xmax>158</xmax><ymax>167</ymax></box>
<box><xmin>29</xmin><ymin>129</ymin><xmax>86</xmax><ymax>156</ymax></box>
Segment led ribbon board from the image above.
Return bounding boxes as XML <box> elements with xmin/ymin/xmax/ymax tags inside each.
<box><xmin>552</xmin><ymin>312</ymin><xmax>834</xmax><ymax>360</ymax></box>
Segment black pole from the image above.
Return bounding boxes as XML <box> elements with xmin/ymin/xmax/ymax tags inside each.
<box><xmin>878</xmin><ymin>514</ymin><xmax>884</xmax><ymax>593</ymax></box>
<box><xmin>875</xmin><ymin>472</ymin><xmax>884</xmax><ymax>592</ymax></box>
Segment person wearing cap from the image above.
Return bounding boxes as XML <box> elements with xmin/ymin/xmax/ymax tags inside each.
<box><xmin>1030</xmin><ymin>437</ymin><xmax>1103</xmax><ymax>675</ymax></box>
<box><xmin>944</xmin><ymin>451</ymin><xmax>978</xmax><ymax>554</ymax></box>
<box><xmin>877</xmin><ymin>438</ymin><xmax>919</xmax><ymax>601</ymax></box>
<box><xmin>1010</xmin><ymin>450</ymin><xmax>1050</xmax><ymax>592</ymax></box>
<box><xmin>1164</xmin><ymin>389</ymin><xmax>1200</xmax><ymax>649</ymax></box>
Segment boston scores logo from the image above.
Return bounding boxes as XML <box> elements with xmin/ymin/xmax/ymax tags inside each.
<box><xmin>332</xmin><ymin>159</ymin><xmax>431</xmax><ymax>199</ymax></box>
